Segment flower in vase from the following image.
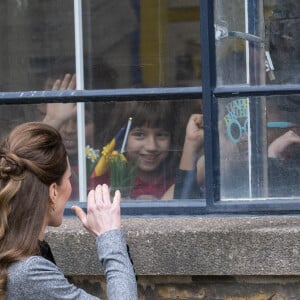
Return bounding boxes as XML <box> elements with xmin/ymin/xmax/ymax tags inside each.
<box><xmin>108</xmin><ymin>150</ymin><xmax>136</xmax><ymax>197</ymax></box>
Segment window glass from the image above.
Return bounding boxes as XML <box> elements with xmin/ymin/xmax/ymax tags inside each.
<box><xmin>266</xmin><ymin>95</ymin><xmax>300</xmax><ymax>197</ymax></box>
<box><xmin>51</xmin><ymin>100</ymin><xmax>204</xmax><ymax>201</ymax></box>
<box><xmin>0</xmin><ymin>1</ymin><xmax>204</xmax><ymax>203</ymax></box>
<box><xmin>0</xmin><ymin>104</ymin><xmax>39</xmax><ymax>144</ymax></box>
<box><xmin>0</xmin><ymin>0</ymin><xmax>75</xmax><ymax>92</ymax></box>
<box><xmin>0</xmin><ymin>100</ymin><xmax>203</xmax><ymax>202</ymax></box>
<box><xmin>82</xmin><ymin>0</ymin><xmax>201</xmax><ymax>88</ymax></box>
<box><xmin>218</xmin><ymin>97</ymin><xmax>255</xmax><ymax>199</ymax></box>
<box><xmin>215</xmin><ymin>0</ymin><xmax>300</xmax><ymax>86</ymax></box>
<box><xmin>218</xmin><ymin>96</ymin><xmax>300</xmax><ymax>200</ymax></box>
<box><xmin>0</xmin><ymin>1</ymin><xmax>201</xmax><ymax>91</ymax></box>
<box><xmin>84</xmin><ymin>99</ymin><xmax>203</xmax><ymax>202</ymax></box>
<box><xmin>0</xmin><ymin>1</ymin><xmax>299</xmax><ymax>212</ymax></box>
<box><xmin>265</xmin><ymin>1</ymin><xmax>300</xmax><ymax>85</ymax></box>
<box><xmin>215</xmin><ymin>1</ymin><xmax>248</xmax><ymax>86</ymax></box>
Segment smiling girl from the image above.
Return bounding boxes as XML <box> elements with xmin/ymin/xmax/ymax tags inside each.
<box><xmin>93</xmin><ymin>101</ymin><xmax>179</xmax><ymax>200</ymax></box>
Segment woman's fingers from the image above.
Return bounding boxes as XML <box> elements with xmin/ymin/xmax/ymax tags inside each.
<box><xmin>101</xmin><ymin>184</ymin><xmax>111</xmax><ymax>205</ymax></box>
<box><xmin>71</xmin><ymin>205</ymin><xmax>87</xmax><ymax>226</ymax></box>
<box><xmin>94</xmin><ymin>184</ymin><xmax>111</xmax><ymax>206</ymax></box>
<box><xmin>87</xmin><ymin>188</ymin><xmax>97</xmax><ymax>209</ymax></box>
<box><xmin>112</xmin><ymin>189</ymin><xmax>121</xmax><ymax>209</ymax></box>
<box><xmin>94</xmin><ymin>185</ymin><xmax>102</xmax><ymax>206</ymax></box>
<box><xmin>75</xmin><ymin>185</ymin><xmax>122</xmax><ymax>237</ymax></box>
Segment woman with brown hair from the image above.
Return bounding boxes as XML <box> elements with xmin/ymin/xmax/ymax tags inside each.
<box><xmin>0</xmin><ymin>122</ymin><xmax>137</xmax><ymax>299</ymax></box>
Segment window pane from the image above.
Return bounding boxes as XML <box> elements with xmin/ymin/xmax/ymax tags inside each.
<box><xmin>82</xmin><ymin>0</ymin><xmax>201</xmax><ymax>88</ymax></box>
<box><xmin>219</xmin><ymin>98</ymin><xmax>254</xmax><ymax>199</ymax></box>
<box><xmin>215</xmin><ymin>1</ymin><xmax>248</xmax><ymax>86</ymax></box>
<box><xmin>0</xmin><ymin>1</ymin><xmax>75</xmax><ymax>92</ymax></box>
<box><xmin>266</xmin><ymin>95</ymin><xmax>300</xmax><ymax>197</ymax></box>
<box><xmin>0</xmin><ymin>99</ymin><xmax>202</xmax><ymax>202</ymax></box>
<box><xmin>215</xmin><ymin>1</ymin><xmax>300</xmax><ymax>86</ymax></box>
<box><xmin>0</xmin><ymin>1</ymin><xmax>201</xmax><ymax>91</ymax></box>
<box><xmin>0</xmin><ymin>104</ymin><xmax>40</xmax><ymax>143</ymax></box>
<box><xmin>218</xmin><ymin>96</ymin><xmax>300</xmax><ymax>200</ymax></box>
<box><xmin>40</xmin><ymin>99</ymin><xmax>201</xmax><ymax>202</ymax></box>
<box><xmin>85</xmin><ymin>99</ymin><xmax>203</xmax><ymax>201</ymax></box>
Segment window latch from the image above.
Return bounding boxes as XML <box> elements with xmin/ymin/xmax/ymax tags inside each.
<box><xmin>214</xmin><ymin>24</ymin><xmax>264</xmax><ymax>45</ymax></box>
<box><xmin>215</xmin><ymin>24</ymin><xmax>275</xmax><ymax>80</ymax></box>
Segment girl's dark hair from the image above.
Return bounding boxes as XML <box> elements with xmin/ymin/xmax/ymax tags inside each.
<box><xmin>103</xmin><ymin>101</ymin><xmax>177</xmax><ymax>145</ymax></box>
<box><xmin>0</xmin><ymin>122</ymin><xmax>67</xmax><ymax>298</ymax></box>
<box><xmin>126</xmin><ymin>101</ymin><xmax>175</xmax><ymax>133</ymax></box>
<box><xmin>105</xmin><ymin>100</ymin><xmax>178</xmax><ymax>169</ymax></box>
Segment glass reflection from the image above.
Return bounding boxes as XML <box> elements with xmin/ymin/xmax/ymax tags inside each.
<box><xmin>0</xmin><ymin>0</ymin><xmax>75</xmax><ymax>92</ymax></box>
<box><xmin>88</xmin><ymin>100</ymin><xmax>203</xmax><ymax>201</ymax></box>
<box><xmin>82</xmin><ymin>0</ymin><xmax>201</xmax><ymax>88</ymax></box>
<box><xmin>0</xmin><ymin>99</ymin><xmax>202</xmax><ymax>202</ymax></box>
<box><xmin>215</xmin><ymin>0</ymin><xmax>300</xmax><ymax>86</ymax></box>
<box><xmin>219</xmin><ymin>96</ymin><xmax>300</xmax><ymax>200</ymax></box>
<box><xmin>266</xmin><ymin>96</ymin><xmax>300</xmax><ymax>197</ymax></box>
<box><xmin>0</xmin><ymin>1</ymin><xmax>201</xmax><ymax>90</ymax></box>
<box><xmin>219</xmin><ymin>98</ymin><xmax>251</xmax><ymax>199</ymax></box>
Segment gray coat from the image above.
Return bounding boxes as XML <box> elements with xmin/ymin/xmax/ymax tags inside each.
<box><xmin>7</xmin><ymin>229</ymin><xmax>137</xmax><ymax>300</ymax></box>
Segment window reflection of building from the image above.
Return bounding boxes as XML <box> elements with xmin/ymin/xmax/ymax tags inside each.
<box><xmin>267</xmin><ymin>1</ymin><xmax>300</xmax><ymax>84</ymax></box>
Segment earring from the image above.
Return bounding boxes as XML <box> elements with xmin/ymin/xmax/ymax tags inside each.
<box><xmin>52</xmin><ymin>203</ymin><xmax>56</xmax><ymax>212</ymax></box>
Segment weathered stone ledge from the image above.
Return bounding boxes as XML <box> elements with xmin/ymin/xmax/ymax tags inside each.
<box><xmin>45</xmin><ymin>215</ymin><xmax>300</xmax><ymax>276</ymax></box>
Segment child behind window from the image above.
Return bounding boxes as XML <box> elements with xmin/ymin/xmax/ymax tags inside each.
<box><xmin>91</xmin><ymin>101</ymin><xmax>179</xmax><ymax>200</ymax></box>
